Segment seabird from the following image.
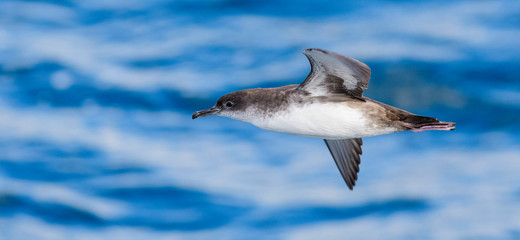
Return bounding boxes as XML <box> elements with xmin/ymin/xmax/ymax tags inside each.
<box><xmin>192</xmin><ymin>48</ymin><xmax>455</xmax><ymax>190</ymax></box>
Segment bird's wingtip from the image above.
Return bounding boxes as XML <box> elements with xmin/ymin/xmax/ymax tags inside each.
<box><xmin>303</xmin><ymin>48</ymin><xmax>326</xmax><ymax>54</ymax></box>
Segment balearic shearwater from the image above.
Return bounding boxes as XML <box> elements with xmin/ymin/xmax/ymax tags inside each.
<box><xmin>192</xmin><ymin>48</ymin><xmax>455</xmax><ymax>190</ymax></box>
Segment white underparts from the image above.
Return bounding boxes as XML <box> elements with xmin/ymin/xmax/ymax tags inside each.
<box><xmin>239</xmin><ymin>102</ymin><xmax>398</xmax><ymax>139</ymax></box>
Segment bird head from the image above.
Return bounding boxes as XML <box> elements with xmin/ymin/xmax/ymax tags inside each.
<box><xmin>192</xmin><ymin>90</ymin><xmax>248</xmax><ymax>120</ymax></box>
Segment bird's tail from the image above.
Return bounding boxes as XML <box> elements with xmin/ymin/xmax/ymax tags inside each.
<box><xmin>401</xmin><ymin>115</ymin><xmax>456</xmax><ymax>132</ymax></box>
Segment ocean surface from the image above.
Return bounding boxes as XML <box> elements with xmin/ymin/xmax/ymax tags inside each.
<box><xmin>1</xmin><ymin>0</ymin><xmax>520</xmax><ymax>239</ymax></box>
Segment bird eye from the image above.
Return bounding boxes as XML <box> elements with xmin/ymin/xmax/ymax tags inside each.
<box><xmin>225</xmin><ymin>101</ymin><xmax>234</xmax><ymax>108</ymax></box>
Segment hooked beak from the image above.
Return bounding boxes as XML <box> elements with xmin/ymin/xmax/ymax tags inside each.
<box><xmin>192</xmin><ymin>107</ymin><xmax>220</xmax><ymax>119</ymax></box>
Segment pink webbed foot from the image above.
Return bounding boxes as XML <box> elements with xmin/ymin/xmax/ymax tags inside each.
<box><xmin>408</xmin><ymin>121</ymin><xmax>456</xmax><ymax>132</ymax></box>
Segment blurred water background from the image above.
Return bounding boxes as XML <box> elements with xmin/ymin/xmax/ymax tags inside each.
<box><xmin>1</xmin><ymin>0</ymin><xmax>520</xmax><ymax>239</ymax></box>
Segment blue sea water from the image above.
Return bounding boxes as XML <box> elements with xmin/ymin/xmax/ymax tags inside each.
<box><xmin>1</xmin><ymin>0</ymin><xmax>520</xmax><ymax>239</ymax></box>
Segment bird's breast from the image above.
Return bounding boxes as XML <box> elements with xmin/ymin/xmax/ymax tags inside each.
<box><xmin>249</xmin><ymin>102</ymin><xmax>397</xmax><ymax>139</ymax></box>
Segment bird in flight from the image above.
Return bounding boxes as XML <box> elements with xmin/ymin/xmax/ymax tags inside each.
<box><xmin>192</xmin><ymin>48</ymin><xmax>455</xmax><ymax>190</ymax></box>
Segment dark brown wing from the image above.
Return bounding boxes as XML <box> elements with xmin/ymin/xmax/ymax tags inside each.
<box><xmin>297</xmin><ymin>48</ymin><xmax>371</xmax><ymax>99</ymax></box>
<box><xmin>298</xmin><ymin>48</ymin><xmax>370</xmax><ymax>99</ymax></box>
<box><xmin>324</xmin><ymin>138</ymin><xmax>363</xmax><ymax>190</ymax></box>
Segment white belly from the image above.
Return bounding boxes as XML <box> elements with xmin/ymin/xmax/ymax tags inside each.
<box><xmin>249</xmin><ymin>103</ymin><xmax>396</xmax><ymax>139</ymax></box>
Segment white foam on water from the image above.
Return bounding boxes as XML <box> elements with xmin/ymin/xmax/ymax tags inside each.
<box><xmin>1</xmin><ymin>1</ymin><xmax>519</xmax><ymax>94</ymax></box>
